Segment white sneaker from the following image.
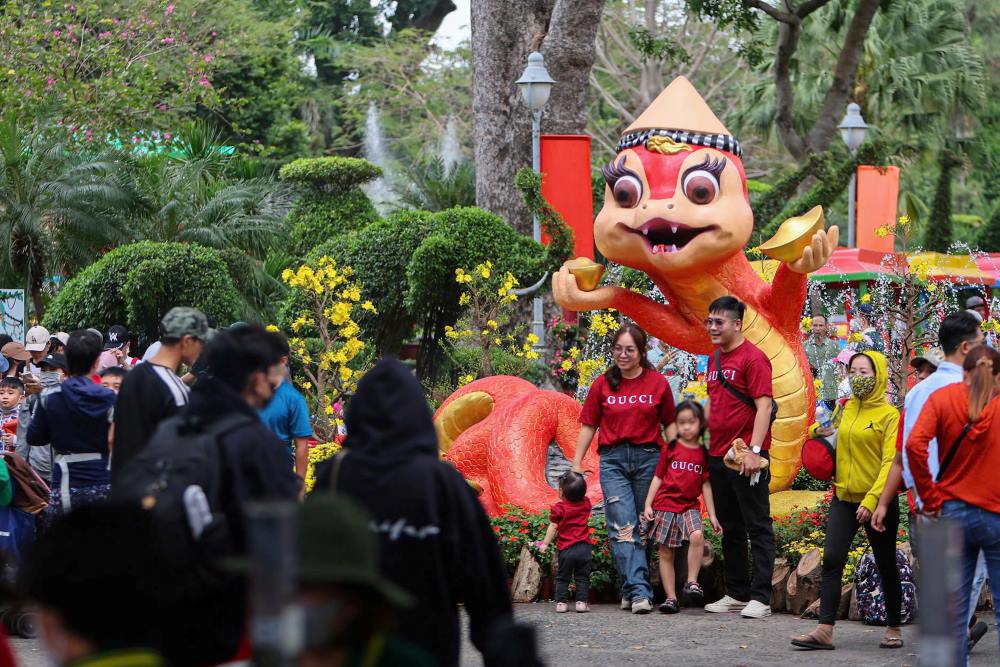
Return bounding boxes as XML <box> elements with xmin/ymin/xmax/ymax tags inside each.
<box><xmin>555</xmin><ymin>602</ymin><xmax>568</xmax><ymax>613</ymax></box>
<box><xmin>740</xmin><ymin>600</ymin><xmax>772</xmax><ymax>619</ymax></box>
<box><xmin>631</xmin><ymin>598</ymin><xmax>653</xmax><ymax>614</ymax></box>
<box><xmin>620</xmin><ymin>597</ymin><xmax>631</xmax><ymax>611</ymax></box>
<box><xmin>704</xmin><ymin>595</ymin><xmax>749</xmax><ymax>613</ymax></box>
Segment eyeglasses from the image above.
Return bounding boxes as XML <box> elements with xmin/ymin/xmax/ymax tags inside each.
<box><xmin>704</xmin><ymin>317</ymin><xmax>736</xmax><ymax>328</ymax></box>
<box><xmin>612</xmin><ymin>346</ymin><xmax>637</xmax><ymax>356</ymax></box>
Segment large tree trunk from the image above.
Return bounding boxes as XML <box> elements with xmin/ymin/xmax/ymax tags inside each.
<box><xmin>471</xmin><ymin>0</ymin><xmax>606</xmax><ymax>234</ymax></box>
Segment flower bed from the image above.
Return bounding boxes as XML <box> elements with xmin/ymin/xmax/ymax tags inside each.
<box><xmin>490</xmin><ymin>490</ymin><xmax>911</xmax><ymax>599</ymax></box>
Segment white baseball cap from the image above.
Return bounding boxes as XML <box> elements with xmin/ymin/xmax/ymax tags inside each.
<box><xmin>25</xmin><ymin>325</ymin><xmax>50</xmax><ymax>352</ymax></box>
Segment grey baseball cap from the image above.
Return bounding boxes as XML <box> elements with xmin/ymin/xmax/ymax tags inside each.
<box><xmin>160</xmin><ymin>307</ymin><xmax>213</xmax><ymax>341</ymax></box>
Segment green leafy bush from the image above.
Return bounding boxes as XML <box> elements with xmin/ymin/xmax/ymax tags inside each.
<box><xmin>406</xmin><ymin>207</ymin><xmax>546</xmax><ymax>379</ymax></box>
<box><xmin>44</xmin><ymin>242</ymin><xmax>240</xmax><ymax>345</ymax></box>
<box><xmin>278</xmin><ymin>157</ymin><xmax>382</xmax><ymax>191</ymax></box>
<box><xmin>283</xmin><ymin>210</ymin><xmax>434</xmax><ymax>354</ymax></box>
<box><xmin>288</xmin><ymin>189</ymin><xmax>379</xmax><ymax>255</ymax></box>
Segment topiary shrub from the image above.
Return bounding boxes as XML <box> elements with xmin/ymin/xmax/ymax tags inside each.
<box><xmin>278</xmin><ymin>210</ymin><xmax>435</xmax><ymax>355</ymax></box>
<box><xmin>279</xmin><ymin>156</ymin><xmax>383</xmax><ymax>256</ymax></box>
<box><xmin>407</xmin><ymin>206</ymin><xmax>547</xmax><ymax>380</ymax></box>
<box><xmin>289</xmin><ymin>189</ymin><xmax>379</xmax><ymax>254</ymax></box>
<box><xmin>44</xmin><ymin>242</ymin><xmax>240</xmax><ymax>345</ymax></box>
<box><xmin>278</xmin><ymin>157</ymin><xmax>382</xmax><ymax>192</ymax></box>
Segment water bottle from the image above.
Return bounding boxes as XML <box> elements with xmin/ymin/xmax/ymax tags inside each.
<box><xmin>815</xmin><ymin>401</ymin><xmax>832</xmax><ymax>429</ymax></box>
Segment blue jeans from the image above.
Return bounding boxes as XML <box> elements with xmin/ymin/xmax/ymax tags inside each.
<box><xmin>942</xmin><ymin>500</ymin><xmax>1000</xmax><ymax>666</ymax></box>
<box><xmin>599</xmin><ymin>442</ymin><xmax>658</xmax><ymax>602</ymax></box>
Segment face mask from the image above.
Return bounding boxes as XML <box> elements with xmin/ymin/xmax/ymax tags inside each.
<box><xmin>849</xmin><ymin>374</ymin><xmax>877</xmax><ymax>399</ymax></box>
<box><xmin>39</xmin><ymin>371</ymin><xmax>60</xmax><ymax>385</ymax></box>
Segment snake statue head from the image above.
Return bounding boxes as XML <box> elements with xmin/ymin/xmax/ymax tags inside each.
<box><xmin>594</xmin><ymin>76</ymin><xmax>754</xmax><ymax>278</ymax></box>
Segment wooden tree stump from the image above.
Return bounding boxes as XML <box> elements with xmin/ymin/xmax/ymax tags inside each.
<box><xmin>801</xmin><ymin>597</ymin><xmax>821</xmax><ymax>619</ymax></box>
<box><xmin>838</xmin><ymin>583</ymin><xmax>853</xmax><ymax>619</ymax></box>
<box><xmin>848</xmin><ymin>583</ymin><xmax>861</xmax><ymax>621</ymax></box>
<box><xmin>787</xmin><ymin>548</ymin><xmax>822</xmax><ymax>615</ymax></box>
<box><xmin>511</xmin><ymin>546</ymin><xmax>542</xmax><ymax>603</ymax></box>
<box><xmin>772</xmin><ymin>558</ymin><xmax>792</xmax><ymax>613</ymax></box>
<box><xmin>977</xmin><ymin>583</ymin><xmax>994</xmax><ymax>611</ymax></box>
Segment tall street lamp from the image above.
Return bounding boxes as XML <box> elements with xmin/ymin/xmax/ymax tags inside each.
<box><xmin>838</xmin><ymin>103</ymin><xmax>869</xmax><ymax>249</ymax></box>
<box><xmin>516</xmin><ymin>52</ymin><xmax>555</xmax><ymax>352</ymax></box>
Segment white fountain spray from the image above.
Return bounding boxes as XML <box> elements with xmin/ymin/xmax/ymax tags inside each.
<box><xmin>363</xmin><ymin>102</ymin><xmax>398</xmax><ymax>214</ymax></box>
<box><xmin>439</xmin><ymin>116</ymin><xmax>461</xmax><ymax>176</ymax></box>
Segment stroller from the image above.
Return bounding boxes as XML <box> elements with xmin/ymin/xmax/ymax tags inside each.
<box><xmin>0</xmin><ymin>452</ymin><xmax>50</xmax><ymax>639</ymax></box>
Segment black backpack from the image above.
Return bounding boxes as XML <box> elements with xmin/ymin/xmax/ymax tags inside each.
<box><xmin>112</xmin><ymin>412</ymin><xmax>254</xmax><ymax>666</ymax></box>
<box><xmin>113</xmin><ymin>412</ymin><xmax>252</xmax><ymax>547</ymax></box>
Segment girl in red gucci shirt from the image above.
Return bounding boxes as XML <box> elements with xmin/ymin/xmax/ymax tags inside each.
<box><xmin>644</xmin><ymin>401</ymin><xmax>720</xmax><ymax>614</ymax></box>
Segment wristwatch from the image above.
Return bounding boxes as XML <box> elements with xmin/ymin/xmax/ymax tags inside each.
<box><xmin>751</xmin><ymin>445</ymin><xmax>762</xmax><ymax>455</ymax></box>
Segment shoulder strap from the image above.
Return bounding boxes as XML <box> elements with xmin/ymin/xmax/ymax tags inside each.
<box><xmin>713</xmin><ymin>350</ymin><xmax>756</xmax><ymax>411</ymax></box>
<box><xmin>936</xmin><ymin>422</ymin><xmax>974</xmax><ymax>481</ymax></box>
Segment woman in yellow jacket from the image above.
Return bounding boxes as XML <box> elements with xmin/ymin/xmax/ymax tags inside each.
<box><xmin>792</xmin><ymin>351</ymin><xmax>902</xmax><ymax>651</ymax></box>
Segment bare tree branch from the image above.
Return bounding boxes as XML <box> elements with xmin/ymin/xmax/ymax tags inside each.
<box><xmin>804</xmin><ymin>0</ymin><xmax>882</xmax><ymax>153</ymax></box>
<box><xmin>772</xmin><ymin>21</ymin><xmax>808</xmax><ymax>160</ymax></box>
<box><xmin>796</xmin><ymin>0</ymin><xmax>834</xmax><ymax>19</ymax></box>
<box><xmin>745</xmin><ymin>0</ymin><xmax>797</xmax><ymax>24</ymax></box>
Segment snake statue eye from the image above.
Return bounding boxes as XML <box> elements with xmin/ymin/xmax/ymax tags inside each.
<box><xmin>682</xmin><ymin>170</ymin><xmax>720</xmax><ymax>205</ymax></box>
<box><xmin>612</xmin><ymin>175</ymin><xmax>643</xmax><ymax>208</ymax></box>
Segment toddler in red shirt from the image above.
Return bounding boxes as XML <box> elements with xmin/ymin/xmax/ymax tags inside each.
<box><xmin>643</xmin><ymin>401</ymin><xmax>720</xmax><ymax>614</ymax></box>
<box><xmin>539</xmin><ymin>472</ymin><xmax>592</xmax><ymax>613</ymax></box>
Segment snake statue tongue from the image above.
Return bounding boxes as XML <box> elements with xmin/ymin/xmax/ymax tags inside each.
<box><xmin>555</xmin><ymin>76</ymin><xmax>839</xmax><ymax>492</ymax></box>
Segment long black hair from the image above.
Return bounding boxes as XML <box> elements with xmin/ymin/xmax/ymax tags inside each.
<box><xmin>605</xmin><ymin>323</ymin><xmax>654</xmax><ymax>391</ymax></box>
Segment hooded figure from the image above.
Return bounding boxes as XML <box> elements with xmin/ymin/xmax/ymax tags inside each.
<box><xmin>791</xmin><ymin>349</ymin><xmax>904</xmax><ymax>652</ymax></box>
<box><xmin>315</xmin><ymin>359</ymin><xmax>512</xmax><ymax>667</ymax></box>
<box><xmin>26</xmin><ymin>375</ymin><xmax>116</xmax><ymax>514</ymax></box>
<box><xmin>832</xmin><ymin>351</ymin><xmax>899</xmax><ymax>512</ymax></box>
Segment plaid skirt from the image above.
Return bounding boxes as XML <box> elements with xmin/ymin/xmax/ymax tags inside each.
<box><xmin>648</xmin><ymin>508</ymin><xmax>702</xmax><ymax>548</ymax></box>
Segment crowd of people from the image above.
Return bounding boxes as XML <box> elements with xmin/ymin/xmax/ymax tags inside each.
<box><xmin>0</xmin><ymin>289</ymin><xmax>993</xmax><ymax>666</ymax></box>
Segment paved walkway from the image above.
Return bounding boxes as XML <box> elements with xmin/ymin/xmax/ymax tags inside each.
<box><xmin>12</xmin><ymin>606</ymin><xmax>999</xmax><ymax>665</ymax></box>
<box><xmin>461</xmin><ymin>604</ymin><xmax>999</xmax><ymax>666</ymax></box>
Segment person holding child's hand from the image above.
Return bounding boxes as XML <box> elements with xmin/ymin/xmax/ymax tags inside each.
<box><xmin>643</xmin><ymin>401</ymin><xmax>719</xmax><ymax>614</ymax></box>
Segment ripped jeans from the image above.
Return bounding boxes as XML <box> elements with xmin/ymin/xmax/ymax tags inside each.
<box><xmin>599</xmin><ymin>442</ymin><xmax>659</xmax><ymax>602</ymax></box>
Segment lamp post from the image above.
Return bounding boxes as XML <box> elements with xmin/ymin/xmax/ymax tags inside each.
<box><xmin>838</xmin><ymin>103</ymin><xmax>869</xmax><ymax>249</ymax></box>
<box><xmin>516</xmin><ymin>52</ymin><xmax>555</xmax><ymax>353</ymax></box>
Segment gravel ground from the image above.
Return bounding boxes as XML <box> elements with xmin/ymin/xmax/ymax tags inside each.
<box><xmin>11</xmin><ymin>605</ymin><xmax>998</xmax><ymax>666</ymax></box>
<box><xmin>460</xmin><ymin>604</ymin><xmax>999</xmax><ymax>667</ymax></box>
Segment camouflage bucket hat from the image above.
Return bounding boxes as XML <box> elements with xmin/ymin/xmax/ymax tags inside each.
<box><xmin>160</xmin><ymin>307</ymin><xmax>213</xmax><ymax>341</ymax></box>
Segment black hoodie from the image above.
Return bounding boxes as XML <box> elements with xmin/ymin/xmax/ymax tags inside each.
<box><xmin>315</xmin><ymin>359</ymin><xmax>512</xmax><ymax>667</ymax></box>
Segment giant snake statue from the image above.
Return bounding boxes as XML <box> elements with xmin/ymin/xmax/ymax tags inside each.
<box><xmin>434</xmin><ymin>77</ymin><xmax>837</xmax><ymax>514</ymax></box>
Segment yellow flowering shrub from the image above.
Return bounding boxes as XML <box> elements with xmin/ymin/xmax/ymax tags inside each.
<box><xmin>305</xmin><ymin>442</ymin><xmax>342</xmax><ymax>493</ymax></box>
<box><xmin>445</xmin><ymin>261</ymin><xmax>539</xmax><ymax>379</ymax></box>
<box><xmin>281</xmin><ymin>256</ymin><xmax>373</xmax><ymax>442</ymax></box>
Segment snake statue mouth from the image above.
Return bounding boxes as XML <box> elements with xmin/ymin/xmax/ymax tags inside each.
<box><xmin>622</xmin><ymin>219</ymin><xmax>718</xmax><ymax>255</ymax></box>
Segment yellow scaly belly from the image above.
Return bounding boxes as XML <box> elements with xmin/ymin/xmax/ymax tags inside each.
<box><xmin>741</xmin><ymin>305</ymin><xmax>810</xmax><ymax>492</ymax></box>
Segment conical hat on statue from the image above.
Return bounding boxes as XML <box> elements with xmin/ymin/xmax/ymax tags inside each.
<box><xmin>626</xmin><ymin>76</ymin><xmax>731</xmax><ymax>135</ymax></box>
<box><xmin>616</xmin><ymin>76</ymin><xmax>742</xmax><ymax>157</ymax></box>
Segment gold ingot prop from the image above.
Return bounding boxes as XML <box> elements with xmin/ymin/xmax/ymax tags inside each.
<box><xmin>759</xmin><ymin>206</ymin><xmax>825</xmax><ymax>263</ymax></box>
<box><xmin>565</xmin><ymin>257</ymin><xmax>605</xmax><ymax>292</ymax></box>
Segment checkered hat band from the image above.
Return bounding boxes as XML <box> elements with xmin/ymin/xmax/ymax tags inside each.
<box><xmin>615</xmin><ymin>129</ymin><xmax>743</xmax><ymax>158</ymax></box>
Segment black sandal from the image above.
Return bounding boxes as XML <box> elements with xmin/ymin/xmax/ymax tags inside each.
<box><xmin>683</xmin><ymin>581</ymin><xmax>704</xmax><ymax>602</ymax></box>
<box><xmin>658</xmin><ymin>598</ymin><xmax>679</xmax><ymax>614</ymax></box>
<box><xmin>791</xmin><ymin>634</ymin><xmax>834</xmax><ymax>650</ymax></box>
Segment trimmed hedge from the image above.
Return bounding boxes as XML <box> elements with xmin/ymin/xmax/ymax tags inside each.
<box><xmin>44</xmin><ymin>242</ymin><xmax>241</xmax><ymax>345</ymax></box>
<box><xmin>278</xmin><ymin>157</ymin><xmax>382</xmax><ymax>191</ymax></box>
<box><xmin>289</xmin><ymin>189</ymin><xmax>379</xmax><ymax>255</ymax></box>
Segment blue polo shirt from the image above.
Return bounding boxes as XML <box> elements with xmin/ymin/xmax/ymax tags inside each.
<box><xmin>258</xmin><ymin>380</ymin><xmax>312</xmax><ymax>461</ymax></box>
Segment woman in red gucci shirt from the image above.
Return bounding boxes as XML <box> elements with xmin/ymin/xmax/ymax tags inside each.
<box><xmin>571</xmin><ymin>323</ymin><xmax>676</xmax><ymax>614</ymax></box>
